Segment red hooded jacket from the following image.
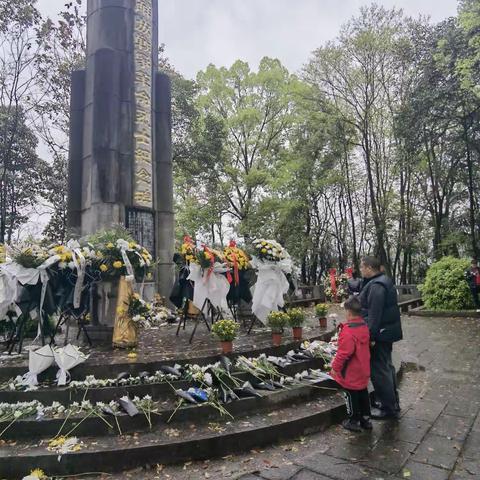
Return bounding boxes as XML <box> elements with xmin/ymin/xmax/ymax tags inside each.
<box><xmin>331</xmin><ymin>318</ymin><xmax>371</xmax><ymax>390</ymax></box>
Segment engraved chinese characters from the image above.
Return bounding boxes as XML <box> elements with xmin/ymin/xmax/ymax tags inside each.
<box><xmin>134</xmin><ymin>0</ymin><xmax>154</xmax><ymax>208</ymax></box>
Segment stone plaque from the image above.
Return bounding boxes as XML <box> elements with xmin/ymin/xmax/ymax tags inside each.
<box><xmin>133</xmin><ymin>0</ymin><xmax>154</xmax><ymax>208</ymax></box>
<box><xmin>126</xmin><ymin>207</ymin><xmax>155</xmax><ymax>257</ymax></box>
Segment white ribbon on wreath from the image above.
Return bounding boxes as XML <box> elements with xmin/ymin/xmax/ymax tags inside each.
<box><xmin>188</xmin><ymin>263</ymin><xmax>230</xmax><ymax>314</ymax></box>
<box><xmin>250</xmin><ymin>256</ymin><xmax>292</xmax><ymax>324</ymax></box>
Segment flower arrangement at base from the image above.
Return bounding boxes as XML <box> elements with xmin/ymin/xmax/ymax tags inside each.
<box><xmin>287</xmin><ymin>308</ymin><xmax>306</xmax><ymax>340</ymax></box>
<box><xmin>211</xmin><ymin>319</ymin><xmax>239</xmax><ymax>354</ymax></box>
<box><xmin>127</xmin><ymin>293</ymin><xmax>152</xmax><ymax>328</ymax></box>
<box><xmin>315</xmin><ymin>304</ymin><xmax>329</xmax><ymax>328</ymax></box>
<box><xmin>87</xmin><ymin>227</ymin><xmax>154</xmax><ymax>281</ymax></box>
<box><xmin>267</xmin><ymin>311</ymin><xmax>289</xmax><ymax>346</ymax></box>
<box><xmin>9</xmin><ymin>240</ymin><xmax>49</xmax><ymax>269</ymax></box>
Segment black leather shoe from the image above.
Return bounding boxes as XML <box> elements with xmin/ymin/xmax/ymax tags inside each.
<box><xmin>371</xmin><ymin>407</ymin><xmax>399</xmax><ymax>420</ymax></box>
<box><xmin>342</xmin><ymin>418</ymin><xmax>362</xmax><ymax>432</ymax></box>
<box><xmin>360</xmin><ymin>416</ymin><xmax>373</xmax><ymax>429</ymax></box>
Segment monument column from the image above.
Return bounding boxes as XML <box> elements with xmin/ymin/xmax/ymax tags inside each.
<box><xmin>67</xmin><ymin>0</ymin><xmax>174</xmax><ymax>299</ymax></box>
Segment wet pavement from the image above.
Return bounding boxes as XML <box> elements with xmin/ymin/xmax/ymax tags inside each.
<box><xmin>100</xmin><ymin>314</ymin><xmax>480</xmax><ymax>480</ymax></box>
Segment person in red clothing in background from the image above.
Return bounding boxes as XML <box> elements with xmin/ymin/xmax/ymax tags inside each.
<box><xmin>465</xmin><ymin>259</ymin><xmax>480</xmax><ymax>310</ymax></box>
<box><xmin>331</xmin><ymin>295</ymin><xmax>372</xmax><ymax>432</ymax></box>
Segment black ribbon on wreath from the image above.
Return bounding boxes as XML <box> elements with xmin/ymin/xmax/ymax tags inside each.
<box><xmin>170</xmin><ymin>264</ymin><xmax>194</xmax><ymax>309</ymax></box>
<box><xmin>227</xmin><ymin>269</ymin><xmax>254</xmax><ymax>304</ymax></box>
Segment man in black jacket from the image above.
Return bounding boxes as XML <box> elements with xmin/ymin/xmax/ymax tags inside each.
<box><xmin>359</xmin><ymin>256</ymin><xmax>402</xmax><ymax>419</ymax></box>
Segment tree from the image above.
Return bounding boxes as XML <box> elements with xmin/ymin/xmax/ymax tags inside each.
<box><xmin>195</xmin><ymin>58</ymin><xmax>298</xmax><ymax>238</ymax></box>
<box><xmin>0</xmin><ymin>107</ymin><xmax>47</xmax><ymax>241</ymax></box>
<box><xmin>304</xmin><ymin>5</ymin><xmax>415</xmax><ymax>275</ymax></box>
<box><xmin>0</xmin><ymin>0</ymin><xmax>49</xmax><ymax>242</ymax></box>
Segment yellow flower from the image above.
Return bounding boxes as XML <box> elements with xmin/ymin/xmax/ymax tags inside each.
<box><xmin>127</xmin><ymin>351</ymin><xmax>137</xmax><ymax>359</ymax></box>
<box><xmin>261</xmin><ymin>241</ymin><xmax>267</xmax><ymax>246</ymax></box>
<box><xmin>113</xmin><ymin>260</ymin><xmax>123</xmax><ymax>269</ymax></box>
<box><xmin>261</xmin><ymin>248</ymin><xmax>267</xmax><ymax>254</ymax></box>
<box><xmin>106</xmin><ymin>242</ymin><xmax>114</xmax><ymax>249</ymax></box>
<box><xmin>29</xmin><ymin>468</ymin><xmax>46</xmax><ymax>479</ymax></box>
<box><xmin>129</xmin><ymin>241</ymin><xmax>137</xmax><ymax>249</ymax></box>
<box><xmin>96</xmin><ymin>251</ymin><xmax>103</xmax><ymax>259</ymax></box>
<box><xmin>99</xmin><ymin>264</ymin><xmax>108</xmax><ymax>272</ymax></box>
<box><xmin>116</xmin><ymin>306</ymin><xmax>126</xmax><ymax>315</ymax></box>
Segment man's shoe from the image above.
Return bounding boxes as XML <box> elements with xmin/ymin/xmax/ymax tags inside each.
<box><xmin>342</xmin><ymin>418</ymin><xmax>362</xmax><ymax>432</ymax></box>
<box><xmin>371</xmin><ymin>407</ymin><xmax>399</xmax><ymax>420</ymax></box>
<box><xmin>360</xmin><ymin>416</ymin><xmax>373</xmax><ymax>430</ymax></box>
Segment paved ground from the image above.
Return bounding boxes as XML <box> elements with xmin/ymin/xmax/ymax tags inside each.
<box><xmin>107</xmin><ymin>314</ymin><xmax>480</xmax><ymax>480</ymax></box>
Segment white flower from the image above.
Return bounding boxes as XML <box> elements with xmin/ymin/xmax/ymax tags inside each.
<box><xmin>58</xmin><ymin>262</ymin><xmax>67</xmax><ymax>270</ymax></box>
<box><xmin>116</xmin><ymin>239</ymin><xmax>130</xmax><ymax>250</ymax></box>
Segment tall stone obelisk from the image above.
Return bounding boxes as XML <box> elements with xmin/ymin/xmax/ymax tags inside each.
<box><xmin>67</xmin><ymin>0</ymin><xmax>174</xmax><ymax>299</ymax></box>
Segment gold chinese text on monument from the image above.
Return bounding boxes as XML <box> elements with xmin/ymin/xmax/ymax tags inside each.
<box><xmin>133</xmin><ymin>0</ymin><xmax>153</xmax><ymax>208</ymax></box>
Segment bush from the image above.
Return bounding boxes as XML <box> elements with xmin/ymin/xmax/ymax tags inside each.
<box><xmin>266</xmin><ymin>311</ymin><xmax>289</xmax><ymax>333</ymax></box>
<box><xmin>211</xmin><ymin>319</ymin><xmax>239</xmax><ymax>342</ymax></box>
<box><xmin>420</xmin><ymin>256</ymin><xmax>474</xmax><ymax>310</ymax></box>
<box><xmin>287</xmin><ymin>308</ymin><xmax>306</xmax><ymax>328</ymax></box>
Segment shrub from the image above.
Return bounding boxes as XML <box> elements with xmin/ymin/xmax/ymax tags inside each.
<box><xmin>315</xmin><ymin>303</ymin><xmax>328</xmax><ymax>317</ymax></box>
<box><xmin>287</xmin><ymin>308</ymin><xmax>306</xmax><ymax>328</ymax></box>
<box><xmin>266</xmin><ymin>311</ymin><xmax>289</xmax><ymax>333</ymax></box>
<box><xmin>420</xmin><ymin>256</ymin><xmax>474</xmax><ymax>310</ymax></box>
<box><xmin>211</xmin><ymin>319</ymin><xmax>239</xmax><ymax>342</ymax></box>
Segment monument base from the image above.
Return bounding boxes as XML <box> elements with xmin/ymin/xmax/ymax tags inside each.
<box><xmin>83</xmin><ymin>325</ymin><xmax>114</xmax><ymax>344</ymax></box>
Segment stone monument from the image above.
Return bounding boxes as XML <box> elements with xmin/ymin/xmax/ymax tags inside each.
<box><xmin>67</xmin><ymin>0</ymin><xmax>174</xmax><ymax>332</ymax></box>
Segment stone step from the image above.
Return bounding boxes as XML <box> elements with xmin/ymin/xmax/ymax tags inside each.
<box><xmin>0</xmin><ymin>387</ymin><xmax>346</xmax><ymax>479</ymax></box>
<box><xmin>0</xmin><ymin>357</ymin><xmax>326</xmax><ymax>405</ymax></box>
<box><xmin>0</xmin><ymin>330</ymin><xmax>333</xmax><ymax>383</ymax></box>
<box><xmin>0</xmin><ymin>378</ymin><xmax>337</xmax><ymax>441</ymax></box>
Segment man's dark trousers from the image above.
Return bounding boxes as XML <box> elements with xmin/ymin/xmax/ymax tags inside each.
<box><xmin>371</xmin><ymin>341</ymin><xmax>398</xmax><ymax>413</ymax></box>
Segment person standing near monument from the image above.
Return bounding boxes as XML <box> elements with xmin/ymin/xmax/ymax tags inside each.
<box><xmin>359</xmin><ymin>256</ymin><xmax>402</xmax><ymax>419</ymax></box>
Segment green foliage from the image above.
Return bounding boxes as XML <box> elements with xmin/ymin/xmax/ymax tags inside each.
<box><xmin>211</xmin><ymin>319</ymin><xmax>239</xmax><ymax>342</ymax></box>
<box><xmin>266</xmin><ymin>311</ymin><xmax>289</xmax><ymax>333</ymax></box>
<box><xmin>286</xmin><ymin>308</ymin><xmax>306</xmax><ymax>328</ymax></box>
<box><xmin>315</xmin><ymin>303</ymin><xmax>329</xmax><ymax>317</ymax></box>
<box><xmin>420</xmin><ymin>257</ymin><xmax>474</xmax><ymax>310</ymax></box>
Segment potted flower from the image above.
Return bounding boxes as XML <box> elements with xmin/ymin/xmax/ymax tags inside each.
<box><xmin>267</xmin><ymin>311</ymin><xmax>289</xmax><ymax>346</ymax></box>
<box><xmin>287</xmin><ymin>308</ymin><xmax>306</xmax><ymax>341</ymax></box>
<box><xmin>211</xmin><ymin>319</ymin><xmax>239</xmax><ymax>354</ymax></box>
<box><xmin>315</xmin><ymin>303</ymin><xmax>329</xmax><ymax>328</ymax></box>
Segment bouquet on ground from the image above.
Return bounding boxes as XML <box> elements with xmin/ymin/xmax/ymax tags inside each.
<box><xmin>125</xmin><ymin>292</ymin><xmax>153</xmax><ymax>329</ymax></box>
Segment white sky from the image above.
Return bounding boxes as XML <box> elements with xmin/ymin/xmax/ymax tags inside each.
<box><xmin>38</xmin><ymin>0</ymin><xmax>458</xmax><ymax>79</ymax></box>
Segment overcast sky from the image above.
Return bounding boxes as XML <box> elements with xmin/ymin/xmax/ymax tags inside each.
<box><xmin>38</xmin><ymin>0</ymin><xmax>458</xmax><ymax>79</ymax></box>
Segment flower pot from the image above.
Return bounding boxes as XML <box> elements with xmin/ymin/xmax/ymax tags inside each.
<box><xmin>318</xmin><ymin>317</ymin><xmax>327</xmax><ymax>328</ymax></box>
<box><xmin>272</xmin><ymin>332</ymin><xmax>282</xmax><ymax>346</ymax></box>
<box><xmin>292</xmin><ymin>327</ymin><xmax>303</xmax><ymax>341</ymax></box>
<box><xmin>221</xmin><ymin>340</ymin><xmax>233</xmax><ymax>354</ymax></box>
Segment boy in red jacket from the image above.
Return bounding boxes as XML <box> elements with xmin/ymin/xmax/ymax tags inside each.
<box><xmin>331</xmin><ymin>295</ymin><xmax>372</xmax><ymax>432</ymax></box>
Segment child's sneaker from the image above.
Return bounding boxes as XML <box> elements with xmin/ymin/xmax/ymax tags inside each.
<box><xmin>342</xmin><ymin>418</ymin><xmax>362</xmax><ymax>432</ymax></box>
<box><xmin>360</xmin><ymin>416</ymin><xmax>373</xmax><ymax>430</ymax></box>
